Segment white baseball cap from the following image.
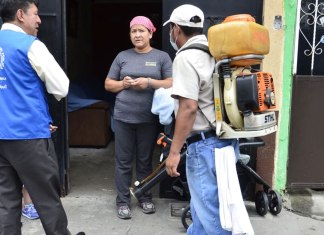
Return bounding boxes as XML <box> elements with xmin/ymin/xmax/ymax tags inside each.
<box><xmin>163</xmin><ymin>4</ymin><xmax>204</xmax><ymax>28</ymax></box>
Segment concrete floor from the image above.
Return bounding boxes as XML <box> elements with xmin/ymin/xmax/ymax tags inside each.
<box><xmin>22</xmin><ymin>141</ymin><xmax>324</xmax><ymax>235</ymax></box>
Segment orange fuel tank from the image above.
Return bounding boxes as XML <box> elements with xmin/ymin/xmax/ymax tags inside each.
<box><xmin>208</xmin><ymin>14</ymin><xmax>270</xmax><ymax>66</ymax></box>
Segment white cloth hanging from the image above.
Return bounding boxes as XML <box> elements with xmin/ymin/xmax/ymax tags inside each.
<box><xmin>215</xmin><ymin>145</ymin><xmax>254</xmax><ymax>235</ymax></box>
<box><xmin>151</xmin><ymin>87</ymin><xmax>174</xmax><ymax>125</ymax></box>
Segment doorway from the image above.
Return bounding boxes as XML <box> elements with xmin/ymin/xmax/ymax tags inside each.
<box><xmin>65</xmin><ymin>0</ymin><xmax>163</xmax><ymax>194</ymax></box>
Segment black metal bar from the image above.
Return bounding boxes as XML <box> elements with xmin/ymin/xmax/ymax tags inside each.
<box><xmin>130</xmin><ymin>168</ymin><xmax>168</xmax><ymax>199</ymax></box>
<box><xmin>237</xmin><ymin>159</ymin><xmax>271</xmax><ymax>192</ymax></box>
<box><xmin>130</xmin><ymin>147</ymin><xmax>186</xmax><ymax>200</ymax></box>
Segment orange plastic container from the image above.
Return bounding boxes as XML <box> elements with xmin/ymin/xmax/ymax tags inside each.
<box><xmin>208</xmin><ymin>14</ymin><xmax>270</xmax><ymax>66</ymax></box>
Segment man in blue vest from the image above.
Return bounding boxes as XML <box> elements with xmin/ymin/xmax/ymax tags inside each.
<box><xmin>0</xmin><ymin>1</ymin><xmax>84</xmax><ymax>234</ymax></box>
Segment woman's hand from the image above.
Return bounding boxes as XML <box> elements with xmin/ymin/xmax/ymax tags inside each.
<box><xmin>131</xmin><ymin>77</ymin><xmax>150</xmax><ymax>90</ymax></box>
<box><xmin>123</xmin><ymin>76</ymin><xmax>134</xmax><ymax>89</ymax></box>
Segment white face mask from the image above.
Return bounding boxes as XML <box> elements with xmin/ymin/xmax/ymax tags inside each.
<box><xmin>169</xmin><ymin>26</ymin><xmax>179</xmax><ymax>51</ymax></box>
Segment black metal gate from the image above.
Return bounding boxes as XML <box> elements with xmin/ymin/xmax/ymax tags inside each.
<box><xmin>287</xmin><ymin>0</ymin><xmax>324</xmax><ymax>189</ymax></box>
<box><xmin>38</xmin><ymin>0</ymin><xmax>69</xmax><ymax>195</ymax></box>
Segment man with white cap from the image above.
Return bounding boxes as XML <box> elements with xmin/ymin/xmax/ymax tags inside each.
<box><xmin>164</xmin><ymin>4</ymin><xmax>238</xmax><ymax>235</ymax></box>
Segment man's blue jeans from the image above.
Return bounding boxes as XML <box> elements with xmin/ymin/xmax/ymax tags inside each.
<box><xmin>186</xmin><ymin>136</ymin><xmax>238</xmax><ymax>235</ymax></box>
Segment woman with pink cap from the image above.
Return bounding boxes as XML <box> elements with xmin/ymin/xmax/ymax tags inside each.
<box><xmin>104</xmin><ymin>16</ymin><xmax>172</xmax><ymax>219</ymax></box>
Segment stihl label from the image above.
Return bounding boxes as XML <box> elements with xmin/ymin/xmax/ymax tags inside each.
<box><xmin>264</xmin><ymin>114</ymin><xmax>275</xmax><ymax>123</ymax></box>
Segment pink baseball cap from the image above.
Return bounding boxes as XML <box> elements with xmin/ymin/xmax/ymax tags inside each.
<box><xmin>130</xmin><ymin>16</ymin><xmax>156</xmax><ymax>32</ymax></box>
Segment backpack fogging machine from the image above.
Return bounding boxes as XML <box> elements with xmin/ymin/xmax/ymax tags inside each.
<box><xmin>208</xmin><ymin>14</ymin><xmax>277</xmax><ymax>138</ymax></box>
<box><xmin>205</xmin><ymin>14</ymin><xmax>282</xmax><ymax>217</ymax></box>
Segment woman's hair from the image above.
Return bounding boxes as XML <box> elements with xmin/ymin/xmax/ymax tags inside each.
<box><xmin>0</xmin><ymin>0</ymin><xmax>39</xmax><ymax>22</ymax></box>
<box><xmin>170</xmin><ymin>22</ymin><xmax>203</xmax><ymax>37</ymax></box>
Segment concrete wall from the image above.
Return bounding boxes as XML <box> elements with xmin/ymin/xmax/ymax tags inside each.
<box><xmin>251</xmin><ymin>0</ymin><xmax>285</xmax><ymax>190</ymax></box>
<box><xmin>263</xmin><ymin>0</ymin><xmax>285</xmax><ymax>112</ymax></box>
<box><xmin>262</xmin><ymin>0</ymin><xmax>298</xmax><ymax>191</ymax></box>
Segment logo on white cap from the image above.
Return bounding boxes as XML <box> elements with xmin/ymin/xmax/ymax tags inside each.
<box><xmin>163</xmin><ymin>4</ymin><xmax>204</xmax><ymax>28</ymax></box>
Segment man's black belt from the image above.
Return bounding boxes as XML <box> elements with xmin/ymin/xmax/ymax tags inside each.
<box><xmin>186</xmin><ymin>130</ymin><xmax>216</xmax><ymax>145</ymax></box>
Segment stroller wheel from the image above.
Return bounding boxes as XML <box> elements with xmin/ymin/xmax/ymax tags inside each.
<box><xmin>255</xmin><ymin>191</ymin><xmax>269</xmax><ymax>216</ymax></box>
<box><xmin>268</xmin><ymin>190</ymin><xmax>282</xmax><ymax>215</ymax></box>
<box><xmin>181</xmin><ymin>204</ymin><xmax>192</xmax><ymax>230</ymax></box>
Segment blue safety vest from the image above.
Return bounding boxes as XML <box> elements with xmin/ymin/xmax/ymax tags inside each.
<box><xmin>0</xmin><ymin>30</ymin><xmax>52</xmax><ymax>139</ymax></box>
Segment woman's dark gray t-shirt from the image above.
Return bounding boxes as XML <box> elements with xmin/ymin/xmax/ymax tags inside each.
<box><xmin>107</xmin><ymin>48</ymin><xmax>172</xmax><ymax>123</ymax></box>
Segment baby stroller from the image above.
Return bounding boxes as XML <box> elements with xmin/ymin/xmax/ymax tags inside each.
<box><xmin>130</xmin><ymin>133</ymin><xmax>282</xmax><ymax>230</ymax></box>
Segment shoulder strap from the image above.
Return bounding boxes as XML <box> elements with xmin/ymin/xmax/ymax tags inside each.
<box><xmin>178</xmin><ymin>43</ymin><xmax>216</xmax><ymax>129</ymax></box>
<box><xmin>179</xmin><ymin>43</ymin><xmax>211</xmax><ymax>56</ymax></box>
